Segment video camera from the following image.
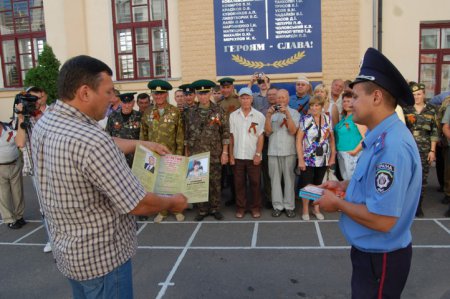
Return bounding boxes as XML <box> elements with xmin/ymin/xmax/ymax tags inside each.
<box><xmin>13</xmin><ymin>92</ymin><xmax>39</xmax><ymax>129</ymax></box>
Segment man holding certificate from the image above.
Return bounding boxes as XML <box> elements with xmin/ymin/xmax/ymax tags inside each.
<box><xmin>185</xmin><ymin>79</ymin><xmax>230</xmax><ymax>221</ymax></box>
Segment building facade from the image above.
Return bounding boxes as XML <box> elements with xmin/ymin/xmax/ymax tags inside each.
<box><xmin>0</xmin><ymin>0</ymin><xmax>449</xmax><ymax>121</ymax></box>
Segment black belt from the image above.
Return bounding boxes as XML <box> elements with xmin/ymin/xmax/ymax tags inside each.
<box><xmin>0</xmin><ymin>158</ymin><xmax>18</xmax><ymax>165</ymax></box>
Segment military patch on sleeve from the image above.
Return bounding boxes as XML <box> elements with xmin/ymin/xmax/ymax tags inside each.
<box><xmin>375</xmin><ymin>163</ymin><xmax>395</xmax><ymax>193</ymax></box>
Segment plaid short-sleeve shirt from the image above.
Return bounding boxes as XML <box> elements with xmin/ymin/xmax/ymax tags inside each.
<box><xmin>31</xmin><ymin>100</ymin><xmax>146</xmax><ymax>281</ymax></box>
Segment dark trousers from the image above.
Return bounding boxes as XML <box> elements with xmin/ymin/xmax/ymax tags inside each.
<box><xmin>233</xmin><ymin>159</ymin><xmax>261</xmax><ymax>212</ymax></box>
<box><xmin>436</xmin><ymin>143</ymin><xmax>445</xmax><ymax>188</ymax></box>
<box><xmin>261</xmin><ymin>136</ymin><xmax>272</xmax><ymax>203</ymax></box>
<box><xmin>351</xmin><ymin>243</ymin><xmax>412</xmax><ymax>299</ymax></box>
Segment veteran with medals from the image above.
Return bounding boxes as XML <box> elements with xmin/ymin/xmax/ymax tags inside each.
<box><xmin>140</xmin><ymin>79</ymin><xmax>185</xmax><ymax>223</ymax></box>
<box><xmin>185</xmin><ymin>79</ymin><xmax>230</xmax><ymax>221</ymax></box>
<box><xmin>316</xmin><ymin>48</ymin><xmax>422</xmax><ymax>298</ymax></box>
<box><xmin>106</xmin><ymin>92</ymin><xmax>141</xmax><ymax>168</ymax></box>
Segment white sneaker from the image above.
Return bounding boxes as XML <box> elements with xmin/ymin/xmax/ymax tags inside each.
<box><xmin>175</xmin><ymin>213</ymin><xmax>185</xmax><ymax>222</ymax></box>
<box><xmin>302</xmin><ymin>214</ymin><xmax>310</xmax><ymax>221</ymax></box>
<box><xmin>314</xmin><ymin>212</ymin><xmax>325</xmax><ymax>220</ymax></box>
<box><xmin>43</xmin><ymin>242</ymin><xmax>52</xmax><ymax>253</ymax></box>
<box><xmin>154</xmin><ymin>213</ymin><xmax>166</xmax><ymax>223</ymax></box>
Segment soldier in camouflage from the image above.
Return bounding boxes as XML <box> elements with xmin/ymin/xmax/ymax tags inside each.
<box><xmin>140</xmin><ymin>79</ymin><xmax>185</xmax><ymax>222</ymax></box>
<box><xmin>106</xmin><ymin>92</ymin><xmax>141</xmax><ymax>168</ymax></box>
<box><xmin>186</xmin><ymin>80</ymin><xmax>230</xmax><ymax>221</ymax></box>
<box><xmin>403</xmin><ymin>83</ymin><xmax>438</xmax><ymax>217</ymax></box>
<box><xmin>217</xmin><ymin>77</ymin><xmax>240</xmax><ymax>206</ymax></box>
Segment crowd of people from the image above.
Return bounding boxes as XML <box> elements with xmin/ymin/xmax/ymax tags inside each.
<box><xmin>0</xmin><ymin>49</ymin><xmax>445</xmax><ymax>297</ymax></box>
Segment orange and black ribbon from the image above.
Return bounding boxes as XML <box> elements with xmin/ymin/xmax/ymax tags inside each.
<box><xmin>323</xmin><ymin>128</ymin><xmax>330</xmax><ymax>140</ymax></box>
<box><xmin>153</xmin><ymin>110</ymin><xmax>160</xmax><ymax>121</ymax></box>
<box><xmin>7</xmin><ymin>131</ymin><xmax>13</xmax><ymax>142</ymax></box>
<box><xmin>280</xmin><ymin>118</ymin><xmax>288</xmax><ymax>128</ymax></box>
<box><xmin>30</xmin><ymin>110</ymin><xmax>42</xmax><ymax>118</ymax></box>
<box><xmin>248</xmin><ymin>122</ymin><xmax>257</xmax><ymax>134</ymax></box>
<box><xmin>344</xmin><ymin>122</ymin><xmax>349</xmax><ymax>130</ymax></box>
<box><xmin>209</xmin><ymin>117</ymin><xmax>221</xmax><ymax>126</ymax></box>
<box><xmin>406</xmin><ymin>114</ymin><xmax>416</xmax><ymax>125</ymax></box>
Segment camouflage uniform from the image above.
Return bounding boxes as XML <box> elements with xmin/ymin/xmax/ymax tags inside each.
<box><xmin>140</xmin><ymin>104</ymin><xmax>184</xmax><ymax>155</ymax></box>
<box><xmin>186</xmin><ymin>102</ymin><xmax>230</xmax><ymax>214</ymax></box>
<box><xmin>106</xmin><ymin>109</ymin><xmax>141</xmax><ymax>167</ymax></box>
<box><xmin>403</xmin><ymin>104</ymin><xmax>439</xmax><ymax>203</ymax></box>
<box><xmin>217</xmin><ymin>94</ymin><xmax>240</xmax><ymax>120</ymax></box>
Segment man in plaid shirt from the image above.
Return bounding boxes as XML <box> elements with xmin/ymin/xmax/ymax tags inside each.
<box><xmin>31</xmin><ymin>55</ymin><xmax>187</xmax><ymax>298</ymax></box>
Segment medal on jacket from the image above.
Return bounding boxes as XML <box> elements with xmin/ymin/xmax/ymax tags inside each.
<box><xmin>248</xmin><ymin>122</ymin><xmax>258</xmax><ymax>134</ymax></box>
<box><xmin>280</xmin><ymin>118</ymin><xmax>288</xmax><ymax>128</ymax></box>
<box><xmin>114</xmin><ymin>122</ymin><xmax>121</xmax><ymax>130</ymax></box>
<box><xmin>210</xmin><ymin>113</ymin><xmax>221</xmax><ymax>126</ymax></box>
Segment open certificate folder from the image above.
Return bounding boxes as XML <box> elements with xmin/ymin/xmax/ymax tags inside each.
<box><xmin>131</xmin><ymin>145</ymin><xmax>210</xmax><ymax>203</ymax></box>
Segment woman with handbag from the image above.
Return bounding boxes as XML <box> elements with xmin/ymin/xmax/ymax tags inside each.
<box><xmin>296</xmin><ymin>95</ymin><xmax>336</xmax><ymax>220</ymax></box>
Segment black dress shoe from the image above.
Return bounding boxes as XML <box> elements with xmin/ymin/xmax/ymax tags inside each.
<box><xmin>285</xmin><ymin>209</ymin><xmax>296</xmax><ymax>218</ymax></box>
<box><xmin>138</xmin><ymin>216</ymin><xmax>149</xmax><ymax>221</ymax></box>
<box><xmin>225</xmin><ymin>199</ymin><xmax>235</xmax><ymax>206</ymax></box>
<box><xmin>17</xmin><ymin>218</ymin><xmax>27</xmax><ymax>226</ymax></box>
<box><xmin>210</xmin><ymin>211</ymin><xmax>224</xmax><ymax>220</ymax></box>
<box><xmin>194</xmin><ymin>214</ymin><xmax>207</xmax><ymax>221</ymax></box>
<box><xmin>7</xmin><ymin>221</ymin><xmax>22</xmax><ymax>229</ymax></box>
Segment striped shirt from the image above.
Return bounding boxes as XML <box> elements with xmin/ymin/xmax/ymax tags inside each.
<box><xmin>31</xmin><ymin>100</ymin><xmax>146</xmax><ymax>281</ymax></box>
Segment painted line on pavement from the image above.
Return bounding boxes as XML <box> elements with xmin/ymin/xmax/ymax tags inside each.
<box><xmin>251</xmin><ymin>222</ymin><xmax>259</xmax><ymax>247</ymax></box>
<box><xmin>433</xmin><ymin>219</ymin><xmax>450</xmax><ymax>235</ymax></box>
<box><xmin>12</xmin><ymin>224</ymin><xmax>44</xmax><ymax>244</ymax></box>
<box><xmin>136</xmin><ymin>223</ymin><xmax>148</xmax><ymax>236</ymax></box>
<box><xmin>156</xmin><ymin>222</ymin><xmax>202</xmax><ymax>299</ymax></box>
<box><xmin>314</xmin><ymin>221</ymin><xmax>325</xmax><ymax>247</ymax></box>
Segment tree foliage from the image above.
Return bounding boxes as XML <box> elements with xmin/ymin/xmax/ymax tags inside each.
<box><xmin>24</xmin><ymin>44</ymin><xmax>61</xmax><ymax>104</ymax></box>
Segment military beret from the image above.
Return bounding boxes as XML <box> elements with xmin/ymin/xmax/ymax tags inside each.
<box><xmin>179</xmin><ymin>83</ymin><xmax>194</xmax><ymax>94</ymax></box>
<box><xmin>218</xmin><ymin>77</ymin><xmax>235</xmax><ymax>86</ymax></box>
<box><xmin>350</xmin><ymin>48</ymin><xmax>414</xmax><ymax>106</ymax></box>
<box><xmin>410</xmin><ymin>82</ymin><xmax>426</xmax><ymax>93</ymax></box>
<box><xmin>147</xmin><ymin>79</ymin><xmax>172</xmax><ymax>93</ymax></box>
<box><xmin>191</xmin><ymin>79</ymin><xmax>216</xmax><ymax>93</ymax></box>
<box><xmin>118</xmin><ymin>92</ymin><xmax>137</xmax><ymax>103</ymax></box>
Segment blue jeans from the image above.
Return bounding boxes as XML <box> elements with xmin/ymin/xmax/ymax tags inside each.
<box><xmin>68</xmin><ymin>259</ymin><xmax>133</xmax><ymax>299</ymax></box>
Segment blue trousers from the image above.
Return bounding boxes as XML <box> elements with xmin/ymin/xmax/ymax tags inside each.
<box><xmin>351</xmin><ymin>244</ymin><xmax>412</xmax><ymax>299</ymax></box>
<box><xmin>68</xmin><ymin>259</ymin><xmax>133</xmax><ymax>299</ymax></box>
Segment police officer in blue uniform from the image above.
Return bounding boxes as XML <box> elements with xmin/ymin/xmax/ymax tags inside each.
<box><xmin>316</xmin><ymin>48</ymin><xmax>421</xmax><ymax>299</ymax></box>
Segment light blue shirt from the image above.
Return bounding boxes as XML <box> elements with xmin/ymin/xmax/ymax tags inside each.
<box><xmin>339</xmin><ymin>113</ymin><xmax>421</xmax><ymax>252</ymax></box>
<box><xmin>429</xmin><ymin>90</ymin><xmax>450</xmax><ymax>106</ymax></box>
<box><xmin>288</xmin><ymin>94</ymin><xmax>310</xmax><ymax>115</ymax></box>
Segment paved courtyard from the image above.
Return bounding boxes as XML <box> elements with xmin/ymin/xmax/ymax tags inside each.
<box><xmin>1</xmin><ymin>171</ymin><xmax>450</xmax><ymax>299</ymax></box>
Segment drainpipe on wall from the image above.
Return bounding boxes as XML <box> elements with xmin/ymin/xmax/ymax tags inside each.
<box><xmin>372</xmin><ymin>0</ymin><xmax>378</xmax><ymax>49</ymax></box>
<box><xmin>378</xmin><ymin>0</ymin><xmax>383</xmax><ymax>52</ymax></box>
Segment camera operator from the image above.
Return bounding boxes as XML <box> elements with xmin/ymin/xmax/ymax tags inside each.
<box><xmin>15</xmin><ymin>87</ymin><xmax>53</xmax><ymax>253</ymax></box>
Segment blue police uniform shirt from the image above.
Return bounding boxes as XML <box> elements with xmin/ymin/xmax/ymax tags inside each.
<box><xmin>339</xmin><ymin>113</ymin><xmax>421</xmax><ymax>253</ymax></box>
<box><xmin>288</xmin><ymin>94</ymin><xmax>310</xmax><ymax>114</ymax></box>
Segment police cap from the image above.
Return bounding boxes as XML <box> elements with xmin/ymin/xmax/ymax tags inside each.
<box><xmin>218</xmin><ymin>77</ymin><xmax>235</xmax><ymax>86</ymax></box>
<box><xmin>191</xmin><ymin>79</ymin><xmax>216</xmax><ymax>93</ymax></box>
<box><xmin>147</xmin><ymin>79</ymin><xmax>172</xmax><ymax>93</ymax></box>
<box><xmin>350</xmin><ymin>48</ymin><xmax>414</xmax><ymax>106</ymax></box>
<box><xmin>118</xmin><ymin>92</ymin><xmax>137</xmax><ymax>103</ymax></box>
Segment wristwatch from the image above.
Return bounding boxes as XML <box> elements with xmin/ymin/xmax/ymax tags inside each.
<box><xmin>255</xmin><ymin>152</ymin><xmax>261</xmax><ymax>157</ymax></box>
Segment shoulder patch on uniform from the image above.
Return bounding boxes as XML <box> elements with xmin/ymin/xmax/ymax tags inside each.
<box><xmin>375</xmin><ymin>162</ymin><xmax>394</xmax><ymax>193</ymax></box>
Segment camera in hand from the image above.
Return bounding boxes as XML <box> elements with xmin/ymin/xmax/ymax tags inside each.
<box><xmin>274</xmin><ymin>104</ymin><xmax>281</xmax><ymax>111</ymax></box>
<box><xmin>13</xmin><ymin>92</ymin><xmax>39</xmax><ymax>129</ymax></box>
<box><xmin>255</xmin><ymin>72</ymin><xmax>265</xmax><ymax>84</ymax></box>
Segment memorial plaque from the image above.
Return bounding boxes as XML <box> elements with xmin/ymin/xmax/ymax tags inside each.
<box><xmin>214</xmin><ymin>0</ymin><xmax>322</xmax><ymax>76</ymax></box>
